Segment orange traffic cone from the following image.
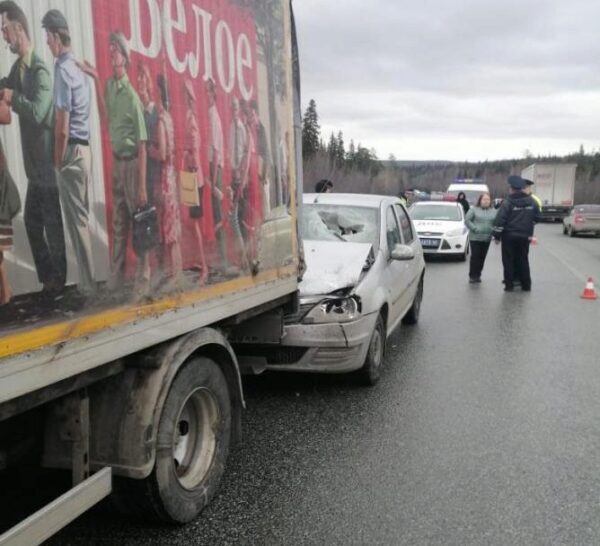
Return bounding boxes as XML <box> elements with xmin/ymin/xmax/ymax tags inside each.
<box><xmin>581</xmin><ymin>277</ymin><xmax>598</xmax><ymax>300</ymax></box>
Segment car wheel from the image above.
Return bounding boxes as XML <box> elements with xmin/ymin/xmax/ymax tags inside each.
<box><xmin>402</xmin><ymin>275</ymin><xmax>424</xmax><ymax>325</ymax></box>
<box><xmin>568</xmin><ymin>225</ymin><xmax>575</xmax><ymax>237</ymax></box>
<box><xmin>358</xmin><ymin>314</ymin><xmax>385</xmax><ymax>386</ymax></box>
<box><xmin>563</xmin><ymin>225</ymin><xmax>568</xmax><ymax>235</ymax></box>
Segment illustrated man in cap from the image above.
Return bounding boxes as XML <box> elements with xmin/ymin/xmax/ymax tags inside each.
<box><xmin>228</xmin><ymin>96</ymin><xmax>250</xmax><ymax>273</ymax></box>
<box><xmin>43</xmin><ymin>9</ymin><xmax>95</xmax><ymax>299</ymax></box>
<box><xmin>80</xmin><ymin>31</ymin><xmax>150</xmax><ymax>297</ymax></box>
<box><xmin>493</xmin><ymin>175</ymin><xmax>540</xmax><ymax>291</ymax></box>
<box><xmin>0</xmin><ymin>0</ymin><xmax>66</xmax><ymax>299</ymax></box>
<box><xmin>250</xmin><ymin>101</ymin><xmax>272</xmax><ymax>217</ymax></box>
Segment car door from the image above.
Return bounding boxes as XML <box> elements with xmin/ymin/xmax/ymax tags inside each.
<box><xmin>382</xmin><ymin>204</ymin><xmax>410</xmax><ymax>333</ymax></box>
<box><xmin>395</xmin><ymin>203</ymin><xmax>422</xmax><ymax>314</ymax></box>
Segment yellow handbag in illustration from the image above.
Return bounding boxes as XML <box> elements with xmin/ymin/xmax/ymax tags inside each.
<box><xmin>179</xmin><ymin>171</ymin><xmax>200</xmax><ymax>207</ymax></box>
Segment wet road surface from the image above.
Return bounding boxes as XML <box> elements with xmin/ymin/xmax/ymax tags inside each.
<box><xmin>44</xmin><ymin>224</ymin><xmax>600</xmax><ymax>544</ymax></box>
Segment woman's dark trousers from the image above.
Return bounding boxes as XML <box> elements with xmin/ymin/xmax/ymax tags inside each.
<box><xmin>469</xmin><ymin>240</ymin><xmax>490</xmax><ymax>279</ymax></box>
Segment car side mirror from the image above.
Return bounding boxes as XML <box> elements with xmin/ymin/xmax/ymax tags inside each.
<box><xmin>391</xmin><ymin>244</ymin><xmax>415</xmax><ymax>261</ymax></box>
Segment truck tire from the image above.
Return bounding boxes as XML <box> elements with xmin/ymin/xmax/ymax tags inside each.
<box><xmin>358</xmin><ymin>314</ymin><xmax>386</xmax><ymax>386</ymax></box>
<box><xmin>113</xmin><ymin>357</ymin><xmax>231</xmax><ymax>524</ymax></box>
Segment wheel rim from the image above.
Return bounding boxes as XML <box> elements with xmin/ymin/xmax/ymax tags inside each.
<box><xmin>172</xmin><ymin>388</ymin><xmax>219</xmax><ymax>491</ymax></box>
<box><xmin>370</xmin><ymin>326</ymin><xmax>383</xmax><ymax>369</ymax></box>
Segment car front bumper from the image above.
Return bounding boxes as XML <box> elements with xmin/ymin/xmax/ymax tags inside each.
<box><xmin>263</xmin><ymin>313</ymin><xmax>379</xmax><ymax>373</ymax></box>
<box><xmin>418</xmin><ymin>233</ymin><xmax>468</xmax><ymax>255</ymax></box>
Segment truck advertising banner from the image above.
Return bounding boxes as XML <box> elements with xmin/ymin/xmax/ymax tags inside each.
<box><xmin>0</xmin><ymin>0</ymin><xmax>297</xmax><ymax>355</ymax></box>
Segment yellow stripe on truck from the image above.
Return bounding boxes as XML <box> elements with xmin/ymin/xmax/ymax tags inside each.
<box><xmin>0</xmin><ymin>266</ymin><xmax>297</xmax><ymax>360</ymax></box>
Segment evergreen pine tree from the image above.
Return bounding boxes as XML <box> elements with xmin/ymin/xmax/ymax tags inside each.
<box><xmin>328</xmin><ymin>132</ymin><xmax>338</xmax><ymax>164</ymax></box>
<box><xmin>348</xmin><ymin>139</ymin><xmax>356</xmax><ymax>166</ymax></box>
<box><xmin>336</xmin><ymin>131</ymin><xmax>345</xmax><ymax>166</ymax></box>
<box><xmin>302</xmin><ymin>99</ymin><xmax>320</xmax><ymax>160</ymax></box>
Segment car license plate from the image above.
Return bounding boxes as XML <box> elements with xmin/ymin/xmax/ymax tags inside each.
<box><xmin>420</xmin><ymin>238</ymin><xmax>439</xmax><ymax>248</ymax></box>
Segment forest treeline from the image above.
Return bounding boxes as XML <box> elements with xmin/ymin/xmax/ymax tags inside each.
<box><xmin>302</xmin><ymin>99</ymin><xmax>600</xmax><ymax>203</ymax></box>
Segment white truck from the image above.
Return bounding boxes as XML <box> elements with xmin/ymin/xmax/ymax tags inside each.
<box><xmin>0</xmin><ymin>0</ymin><xmax>302</xmax><ymax>542</ymax></box>
<box><xmin>521</xmin><ymin>163</ymin><xmax>577</xmax><ymax>221</ymax></box>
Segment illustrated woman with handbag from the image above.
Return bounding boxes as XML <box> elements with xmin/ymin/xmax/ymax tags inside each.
<box><xmin>155</xmin><ymin>72</ymin><xmax>182</xmax><ymax>288</ymax></box>
<box><xmin>183</xmin><ymin>80</ymin><xmax>208</xmax><ymax>285</ymax></box>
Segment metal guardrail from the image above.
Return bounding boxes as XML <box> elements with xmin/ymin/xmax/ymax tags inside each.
<box><xmin>0</xmin><ymin>467</ymin><xmax>112</xmax><ymax>546</ymax></box>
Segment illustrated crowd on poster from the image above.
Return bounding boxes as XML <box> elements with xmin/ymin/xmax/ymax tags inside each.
<box><xmin>0</xmin><ymin>0</ymin><xmax>293</xmax><ymax>317</ymax></box>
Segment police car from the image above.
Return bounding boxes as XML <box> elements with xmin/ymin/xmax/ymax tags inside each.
<box><xmin>409</xmin><ymin>201</ymin><xmax>469</xmax><ymax>260</ymax></box>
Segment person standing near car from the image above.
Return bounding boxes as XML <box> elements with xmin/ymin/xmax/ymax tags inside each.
<box><xmin>456</xmin><ymin>191</ymin><xmax>470</xmax><ymax>214</ymax></box>
<box><xmin>493</xmin><ymin>176</ymin><xmax>539</xmax><ymax>292</ymax></box>
<box><xmin>464</xmin><ymin>192</ymin><xmax>496</xmax><ymax>283</ymax></box>
<box><xmin>315</xmin><ymin>179</ymin><xmax>333</xmax><ymax>193</ymax></box>
<box><xmin>522</xmin><ymin>178</ymin><xmax>542</xmax><ymax>211</ymax></box>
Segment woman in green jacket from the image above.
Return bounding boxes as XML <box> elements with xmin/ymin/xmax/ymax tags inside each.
<box><xmin>464</xmin><ymin>193</ymin><xmax>496</xmax><ymax>283</ymax></box>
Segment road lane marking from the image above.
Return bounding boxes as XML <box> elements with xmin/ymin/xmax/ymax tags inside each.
<box><xmin>536</xmin><ymin>241</ymin><xmax>588</xmax><ymax>283</ymax></box>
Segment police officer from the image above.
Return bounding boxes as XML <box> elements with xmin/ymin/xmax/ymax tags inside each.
<box><xmin>493</xmin><ymin>176</ymin><xmax>539</xmax><ymax>291</ymax></box>
<box><xmin>522</xmin><ymin>178</ymin><xmax>542</xmax><ymax>211</ymax></box>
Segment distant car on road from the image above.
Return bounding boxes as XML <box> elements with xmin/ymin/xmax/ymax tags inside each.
<box><xmin>409</xmin><ymin>201</ymin><xmax>470</xmax><ymax>261</ymax></box>
<box><xmin>562</xmin><ymin>205</ymin><xmax>600</xmax><ymax>237</ymax></box>
<box><xmin>258</xmin><ymin>193</ymin><xmax>425</xmax><ymax>385</ymax></box>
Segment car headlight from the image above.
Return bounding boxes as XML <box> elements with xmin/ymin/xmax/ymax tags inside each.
<box><xmin>303</xmin><ymin>296</ymin><xmax>361</xmax><ymax>324</ymax></box>
<box><xmin>446</xmin><ymin>227</ymin><xmax>465</xmax><ymax>237</ymax></box>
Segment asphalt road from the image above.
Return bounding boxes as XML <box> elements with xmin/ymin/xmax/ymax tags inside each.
<box><xmin>45</xmin><ymin>224</ymin><xmax>600</xmax><ymax>544</ymax></box>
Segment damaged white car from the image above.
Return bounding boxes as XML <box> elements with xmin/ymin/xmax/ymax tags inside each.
<box><xmin>259</xmin><ymin>193</ymin><xmax>425</xmax><ymax>385</ymax></box>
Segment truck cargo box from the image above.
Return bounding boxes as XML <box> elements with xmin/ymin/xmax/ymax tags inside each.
<box><xmin>0</xmin><ymin>0</ymin><xmax>300</xmax><ymax>403</ymax></box>
<box><xmin>521</xmin><ymin>163</ymin><xmax>577</xmax><ymax>220</ymax></box>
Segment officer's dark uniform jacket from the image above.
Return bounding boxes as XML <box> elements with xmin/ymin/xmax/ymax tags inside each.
<box><xmin>492</xmin><ymin>192</ymin><xmax>539</xmax><ymax>239</ymax></box>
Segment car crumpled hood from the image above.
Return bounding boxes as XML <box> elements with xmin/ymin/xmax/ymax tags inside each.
<box><xmin>299</xmin><ymin>240</ymin><xmax>373</xmax><ymax>296</ymax></box>
<box><xmin>413</xmin><ymin>219</ymin><xmax>462</xmax><ymax>233</ymax></box>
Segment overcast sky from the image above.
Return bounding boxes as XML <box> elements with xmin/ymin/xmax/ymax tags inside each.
<box><xmin>293</xmin><ymin>0</ymin><xmax>600</xmax><ymax>161</ymax></box>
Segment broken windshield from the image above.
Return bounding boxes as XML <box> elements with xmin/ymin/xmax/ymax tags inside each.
<box><xmin>301</xmin><ymin>204</ymin><xmax>379</xmax><ymax>247</ymax></box>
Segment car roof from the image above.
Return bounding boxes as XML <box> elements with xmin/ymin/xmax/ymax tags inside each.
<box><xmin>303</xmin><ymin>193</ymin><xmax>399</xmax><ymax>207</ymax></box>
<box><xmin>411</xmin><ymin>201</ymin><xmax>461</xmax><ymax>207</ymax></box>
<box><xmin>447</xmin><ymin>184</ymin><xmax>489</xmax><ymax>191</ymax></box>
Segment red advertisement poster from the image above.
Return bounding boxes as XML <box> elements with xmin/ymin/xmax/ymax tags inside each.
<box><xmin>0</xmin><ymin>0</ymin><xmax>294</xmax><ymax>332</ymax></box>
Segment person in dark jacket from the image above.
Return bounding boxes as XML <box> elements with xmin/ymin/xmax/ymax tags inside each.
<box><xmin>464</xmin><ymin>192</ymin><xmax>496</xmax><ymax>283</ymax></box>
<box><xmin>456</xmin><ymin>191</ymin><xmax>470</xmax><ymax>214</ymax></box>
<box><xmin>315</xmin><ymin>179</ymin><xmax>333</xmax><ymax>193</ymax></box>
<box><xmin>493</xmin><ymin>176</ymin><xmax>539</xmax><ymax>291</ymax></box>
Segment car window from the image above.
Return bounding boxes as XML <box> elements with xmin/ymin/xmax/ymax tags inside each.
<box><xmin>301</xmin><ymin>204</ymin><xmax>379</xmax><ymax>247</ymax></box>
<box><xmin>395</xmin><ymin>204</ymin><xmax>414</xmax><ymax>244</ymax></box>
<box><xmin>409</xmin><ymin>204</ymin><xmax>462</xmax><ymax>221</ymax></box>
<box><xmin>386</xmin><ymin>206</ymin><xmax>402</xmax><ymax>253</ymax></box>
<box><xmin>576</xmin><ymin>205</ymin><xmax>600</xmax><ymax>214</ymax></box>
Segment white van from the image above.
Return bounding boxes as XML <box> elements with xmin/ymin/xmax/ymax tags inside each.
<box><xmin>446</xmin><ymin>183</ymin><xmax>490</xmax><ymax>205</ymax></box>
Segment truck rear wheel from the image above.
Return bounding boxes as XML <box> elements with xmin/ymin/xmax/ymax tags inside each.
<box><xmin>113</xmin><ymin>357</ymin><xmax>231</xmax><ymax>524</ymax></box>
